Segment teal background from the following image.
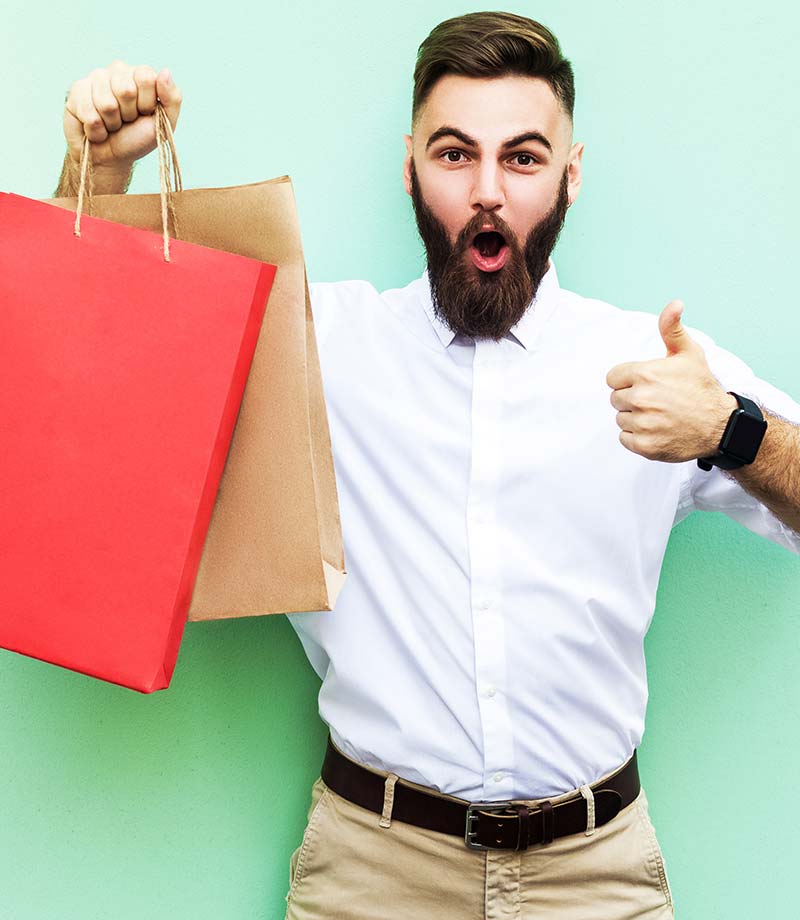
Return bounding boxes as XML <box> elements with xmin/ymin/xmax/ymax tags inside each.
<box><xmin>2</xmin><ymin>1</ymin><xmax>799</xmax><ymax>917</ymax></box>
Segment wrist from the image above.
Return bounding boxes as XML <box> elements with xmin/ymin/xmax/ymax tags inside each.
<box><xmin>64</xmin><ymin>152</ymin><xmax>134</xmax><ymax>195</ymax></box>
<box><xmin>705</xmin><ymin>391</ymin><xmax>739</xmax><ymax>456</ymax></box>
<box><xmin>697</xmin><ymin>391</ymin><xmax>768</xmax><ymax>472</ymax></box>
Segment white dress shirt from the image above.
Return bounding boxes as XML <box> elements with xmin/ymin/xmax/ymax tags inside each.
<box><xmin>287</xmin><ymin>262</ymin><xmax>800</xmax><ymax>801</ymax></box>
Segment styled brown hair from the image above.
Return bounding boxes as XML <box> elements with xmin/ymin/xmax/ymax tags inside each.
<box><xmin>412</xmin><ymin>11</ymin><xmax>574</xmax><ymax>127</ymax></box>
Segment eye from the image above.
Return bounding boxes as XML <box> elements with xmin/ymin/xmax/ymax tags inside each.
<box><xmin>511</xmin><ymin>153</ymin><xmax>538</xmax><ymax>167</ymax></box>
<box><xmin>440</xmin><ymin>149</ymin><xmax>468</xmax><ymax>163</ymax></box>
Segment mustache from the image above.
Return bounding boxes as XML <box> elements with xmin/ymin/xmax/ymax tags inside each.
<box><xmin>454</xmin><ymin>212</ymin><xmax>516</xmax><ymax>254</ymax></box>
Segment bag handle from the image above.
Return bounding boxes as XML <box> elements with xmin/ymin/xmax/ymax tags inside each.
<box><xmin>73</xmin><ymin>101</ymin><xmax>184</xmax><ymax>262</ymax></box>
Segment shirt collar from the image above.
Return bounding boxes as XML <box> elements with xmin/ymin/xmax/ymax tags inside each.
<box><xmin>419</xmin><ymin>259</ymin><xmax>561</xmax><ymax>351</ymax></box>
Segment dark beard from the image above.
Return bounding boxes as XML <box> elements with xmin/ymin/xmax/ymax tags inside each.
<box><xmin>409</xmin><ymin>161</ymin><xmax>569</xmax><ymax>341</ymax></box>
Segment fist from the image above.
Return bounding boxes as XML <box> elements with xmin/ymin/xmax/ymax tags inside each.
<box><xmin>63</xmin><ymin>60</ymin><xmax>182</xmax><ymax>171</ymax></box>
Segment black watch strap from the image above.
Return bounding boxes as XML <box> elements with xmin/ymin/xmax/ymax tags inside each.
<box><xmin>697</xmin><ymin>391</ymin><xmax>767</xmax><ymax>471</ymax></box>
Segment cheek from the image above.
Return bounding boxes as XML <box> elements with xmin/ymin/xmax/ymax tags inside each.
<box><xmin>506</xmin><ymin>176</ymin><xmax>563</xmax><ymax>239</ymax></box>
<box><xmin>416</xmin><ymin>166</ymin><xmax>472</xmax><ymax>235</ymax></box>
<box><xmin>428</xmin><ymin>190</ymin><xmax>469</xmax><ymax>236</ymax></box>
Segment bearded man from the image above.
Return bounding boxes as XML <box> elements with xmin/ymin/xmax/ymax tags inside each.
<box><xmin>59</xmin><ymin>10</ymin><xmax>800</xmax><ymax>919</ymax></box>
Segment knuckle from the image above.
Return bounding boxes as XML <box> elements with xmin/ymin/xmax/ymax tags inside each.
<box><xmin>96</xmin><ymin>98</ymin><xmax>119</xmax><ymax>116</ymax></box>
<box><xmin>68</xmin><ymin>76</ymin><xmax>90</xmax><ymax>100</ymax></box>
<box><xmin>134</xmin><ymin>64</ymin><xmax>157</xmax><ymax>84</ymax></box>
<box><xmin>635</xmin><ymin>387</ymin><xmax>660</xmax><ymax>412</ymax></box>
<box><xmin>110</xmin><ymin>69</ymin><xmax>137</xmax><ymax>95</ymax></box>
<box><xmin>117</xmin><ymin>82</ymin><xmax>137</xmax><ymax>100</ymax></box>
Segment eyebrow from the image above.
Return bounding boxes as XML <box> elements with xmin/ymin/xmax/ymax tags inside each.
<box><xmin>425</xmin><ymin>125</ymin><xmax>553</xmax><ymax>155</ymax></box>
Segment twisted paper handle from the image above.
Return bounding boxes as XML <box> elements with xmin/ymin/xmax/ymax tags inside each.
<box><xmin>73</xmin><ymin>102</ymin><xmax>183</xmax><ymax>262</ymax></box>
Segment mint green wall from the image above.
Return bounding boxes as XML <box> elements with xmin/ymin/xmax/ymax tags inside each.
<box><xmin>1</xmin><ymin>1</ymin><xmax>798</xmax><ymax>917</ymax></box>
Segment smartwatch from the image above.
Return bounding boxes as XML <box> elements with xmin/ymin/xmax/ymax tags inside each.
<box><xmin>697</xmin><ymin>391</ymin><xmax>768</xmax><ymax>471</ymax></box>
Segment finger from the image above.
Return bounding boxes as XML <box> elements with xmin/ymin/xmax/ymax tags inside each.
<box><xmin>609</xmin><ymin>387</ymin><xmax>633</xmax><ymax>411</ymax></box>
<box><xmin>155</xmin><ymin>68</ymin><xmax>182</xmax><ymax>130</ymax></box>
<box><xmin>658</xmin><ymin>299</ymin><xmax>691</xmax><ymax>356</ymax></box>
<box><xmin>618</xmin><ymin>429</ymin><xmax>641</xmax><ymax>454</ymax></box>
<box><xmin>109</xmin><ymin>64</ymin><xmax>139</xmax><ymax>123</ymax></box>
<box><xmin>65</xmin><ymin>76</ymin><xmax>109</xmax><ymax>144</ymax></box>
<box><xmin>605</xmin><ymin>361</ymin><xmax>638</xmax><ymax>390</ymax></box>
<box><xmin>63</xmin><ymin>105</ymin><xmax>87</xmax><ymax>158</ymax></box>
<box><xmin>134</xmin><ymin>64</ymin><xmax>158</xmax><ymax>115</ymax></box>
<box><xmin>615</xmin><ymin>410</ymin><xmax>634</xmax><ymax>432</ymax></box>
<box><xmin>90</xmin><ymin>68</ymin><xmax>122</xmax><ymax>134</ymax></box>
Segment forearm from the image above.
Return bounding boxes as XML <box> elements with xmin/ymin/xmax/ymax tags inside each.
<box><xmin>724</xmin><ymin>408</ymin><xmax>800</xmax><ymax>536</ymax></box>
<box><xmin>53</xmin><ymin>150</ymin><xmax>134</xmax><ymax>198</ymax></box>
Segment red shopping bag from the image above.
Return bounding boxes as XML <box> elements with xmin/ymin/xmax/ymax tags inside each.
<box><xmin>0</xmin><ymin>190</ymin><xmax>276</xmax><ymax>693</ymax></box>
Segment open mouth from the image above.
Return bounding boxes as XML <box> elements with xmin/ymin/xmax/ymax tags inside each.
<box><xmin>469</xmin><ymin>230</ymin><xmax>510</xmax><ymax>272</ymax></box>
<box><xmin>472</xmin><ymin>231</ymin><xmax>506</xmax><ymax>257</ymax></box>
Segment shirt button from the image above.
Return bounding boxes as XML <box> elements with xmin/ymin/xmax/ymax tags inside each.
<box><xmin>485</xmin><ymin>686</ymin><xmax>496</xmax><ymax>698</ymax></box>
<box><xmin>476</xmin><ymin>599</ymin><xmax>491</xmax><ymax>611</ymax></box>
<box><xmin>493</xmin><ymin>772</ymin><xmax>504</xmax><ymax>783</ymax></box>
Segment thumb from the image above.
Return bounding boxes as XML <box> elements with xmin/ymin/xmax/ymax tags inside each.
<box><xmin>659</xmin><ymin>299</ymin><xmax>690</xmax><ymax>355</ymax></box>
<box><xmin>155</xmin><ymin>68</ymin><xmax>182</xmax><ymax>131</ymax></box>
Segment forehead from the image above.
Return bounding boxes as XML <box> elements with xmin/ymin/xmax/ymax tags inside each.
<box><xmin>417</xmin><ymin>73</ymin><xmax>570</xmax><ymax>153</ymax></box>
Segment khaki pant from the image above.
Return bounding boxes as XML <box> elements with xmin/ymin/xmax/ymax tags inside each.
<box><xmin>284</xmin><ymin>740</ymin><xmax>675</xmax><ymax>920</ymax></box>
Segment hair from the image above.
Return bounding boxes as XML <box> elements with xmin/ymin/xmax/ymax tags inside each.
<box><xmin>412</xmin><ymin>11</ymin><xmax>574</xmax><ymax>128</ymax></box>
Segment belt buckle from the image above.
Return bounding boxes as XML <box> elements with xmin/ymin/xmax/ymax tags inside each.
<box><xmin>464</xmin><ymin>801</ymin><xmax>521</xmax><ymax>851</ymax></box>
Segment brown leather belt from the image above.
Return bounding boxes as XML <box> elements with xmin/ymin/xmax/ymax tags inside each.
<box><xmin>321</xmin><ymin>735</ymin><xmax>640</xmax><ymax>851</ymax></box>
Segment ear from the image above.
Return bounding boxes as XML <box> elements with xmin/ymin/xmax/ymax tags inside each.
<box><xmin>566</xmin><ymin>141</ymin><xmax>584</xmax><ymax>207</ymax></box>
<box><xmin>402</xmin><ymin>133</ymin><xmax>413</xmax><ymax>197</ymax></box>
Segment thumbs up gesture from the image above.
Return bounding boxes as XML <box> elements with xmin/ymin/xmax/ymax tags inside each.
<box><xmin>605</xmin><ymin>301</ymin><xmax>738</xmax><ymax>462</ymax></box>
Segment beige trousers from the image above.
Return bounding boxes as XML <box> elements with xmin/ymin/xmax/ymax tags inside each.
<box><xmin>284</xmin><ymin>741</ymin><xmax>675</xmax><ymax>920</ymax></box>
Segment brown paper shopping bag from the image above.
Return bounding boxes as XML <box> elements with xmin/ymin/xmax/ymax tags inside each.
<box><xmin>45</xmin><ymin>125</ymin><xmax>346</xmax><ymax>620</ymax></box>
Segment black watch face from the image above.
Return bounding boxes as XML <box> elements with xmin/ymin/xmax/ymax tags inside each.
<box><xmin>722</xmin><ymin>410</ymin><xmax>767</xmax><ymax>461</ymax></box>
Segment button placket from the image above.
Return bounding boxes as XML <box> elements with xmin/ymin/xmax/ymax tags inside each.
<box><xmin>468</xmin><ymin>343</ymin><xmax>515</xmax><ymax>797</ymax></box>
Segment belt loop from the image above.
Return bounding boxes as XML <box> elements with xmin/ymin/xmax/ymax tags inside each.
<box><xmin>379</xmin><ymin>773</ymin><xmax>399</xmax><ymax>828</ymax></box>
<box><xmin>579</xmin><ymin>784</ymin><xmax>596</xmax><ymax>836</ymax></box>
<box><xmin>514</xmin><ymin>804</ymin><xmax>531</xmax><ymax>850</ymax></box>
<box><xmin>540</xmin><ymin>799</ymin><xmax>554</xmax><ymax>845</ymax></box>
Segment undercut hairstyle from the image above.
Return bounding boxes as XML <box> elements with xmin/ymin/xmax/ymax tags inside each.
<box><xmin>412</xmin><ymin>11</ymin><xmax>575</xmax><ymax>128</ymax></box>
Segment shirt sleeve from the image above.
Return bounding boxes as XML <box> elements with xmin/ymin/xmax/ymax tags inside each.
<box><xmin>308</xmin><ymin>278</ymin><xmax>376</xmax><ymax>350</ymax></box>
<box><xmin>672</xmin><ymin>326</ymin><xmax>800</xmax><ymax>556</ymax></box>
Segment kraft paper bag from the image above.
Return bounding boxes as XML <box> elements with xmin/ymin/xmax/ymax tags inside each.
<box><xmin>45</xmin><ymin>173</ymin><xmax>347</xmax><ymax>620</ymax></box>
<box><xmin>0</xmin><ymin>186</ymin><xmax>276</xmax><ymax>692</ymax></box>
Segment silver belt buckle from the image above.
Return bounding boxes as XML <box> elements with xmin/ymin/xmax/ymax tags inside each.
<box><xmin>464</xmin><ymin>801</ymin><xmax>520</xmax><ymax>851</ymax></box>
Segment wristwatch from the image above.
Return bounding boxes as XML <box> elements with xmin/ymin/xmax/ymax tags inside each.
<box><xmin>697</xmin><ymin>391</ymin><xmax>768</xmax><ymax>471</ymax></box>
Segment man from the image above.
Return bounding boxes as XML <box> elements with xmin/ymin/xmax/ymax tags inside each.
<box><xmin>58</xmin><ymin>11</ymin><xmax>800</xmax><ymax>919</ymax></box>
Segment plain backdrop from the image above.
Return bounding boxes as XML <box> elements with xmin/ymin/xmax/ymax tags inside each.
<box><xmin>1</xmin><ymin>1</ymin><xmax>798</xmax><ymax>918</ymax></box>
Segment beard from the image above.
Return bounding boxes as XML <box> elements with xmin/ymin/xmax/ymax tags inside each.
<box><xmin>409</xmin><ymin>161</ymin><xmax>570</xmax><ymax>341</ymax></box>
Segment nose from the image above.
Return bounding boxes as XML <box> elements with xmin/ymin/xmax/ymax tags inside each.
<box><xmin>469</xmin><ymin>161</ymin><xmax>505</xmax><ymax>213</ymax></box>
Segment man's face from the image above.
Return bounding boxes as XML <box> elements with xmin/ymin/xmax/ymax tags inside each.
<box><xmin>403</xmin><ymin>74</ymin><xmax>584</xmax><ymax>340</ymax></box>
